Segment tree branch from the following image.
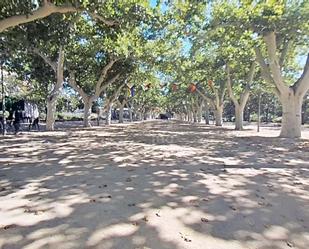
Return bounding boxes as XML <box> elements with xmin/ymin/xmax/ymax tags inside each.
<box><xmin>294</xmin><ymin>53</ymin><xmax>309</xmax><ymax>97</ymax></box>
<box><xmin>218</xmin><ymin>80</ymin><xmax>226</xmax><ymax>105</ymax></box>
<box><xmin>100</xmin><ymin>73</ymin><xmax>121</xmax><ymax>93</ymax></box>
<box><xmin>226</xmin><ymin>63</ymin><xmax>239</xmax><ymax>107</ymax></box>
<box><xmin>104</xmin><ymin>84</ymin><xmax>125</xmax><ymax>110</ymax></box>
<box><xmin>55</xmin><ymin>46</ymin><xmax>65</xmax><ymax>88</ymax></box>
<box><xmin>263</xmin><ymin>31</ymin><xmax>286</xmax><ymax>93</ymax></box>
<box><xmin>0</xmin><ymin>1</ymin><xmax>76</xmax><ymax>32</ymax></box>
<box><xmin>279</xmin><ymin>40</ymin><xmax>290</xmax><ymax>68</ymax></box>
<box><xmin>196</xmin><ymin>88</ymin><xmax>216</xmax><ymax>109</ymax></box>
<box><xmin>254</xmin><ymin>46</ymin><xmax>281</xmax><ymax>96</ymax></box>
<box><xmin>89</xmin><ymin>12</ymin><xmax>119</xmax><ymax>27</ymax></box>
<box><xmin>96</xmin><ymin>59</ymin><xmax>119</xmax><ymax>94</ymax></box>
<box><xmin>239</xmin><ymin>61</ymin><xmax>255</xmax><ymax>105</ymax></box>
<box><xmin>32</xmin><ymin>47</ymin><xmax>57</xmax><ymax>72</ymax></box>
<box><xmin>68</xmin><ymin>71</ymin><xmax>87</xmax><ymax>99</ymax></box>
<box><xmin>247</xmin><ymin>61</ymin><xmax>256</xmax><ymax>85</ymax></box>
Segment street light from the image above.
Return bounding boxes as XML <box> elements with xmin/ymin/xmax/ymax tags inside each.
<box><xmin>257</xmin><ymin>84</ymin><xmax>262</xmax><ymax>133</ymax></box>
<box><xmin>1</xmin><ymin>62</ymin><xmax>6</xmax><ymax>135</ymax></box>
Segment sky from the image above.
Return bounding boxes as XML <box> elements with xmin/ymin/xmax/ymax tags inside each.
<box><xmin>149</xmin><ymin>0</ymin><xmax>192</xmax><ymax>55</ymax></box>
<box><xmin>149</xmin><ymin>0</ymin><xmax>168</xmax><ymax>12</ymax></box>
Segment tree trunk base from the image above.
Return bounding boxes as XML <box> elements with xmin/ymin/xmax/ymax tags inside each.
<box><xmin>279</xmin><ymin>95</ymin><xmax>302</xmax><ymax>138</ymax></box>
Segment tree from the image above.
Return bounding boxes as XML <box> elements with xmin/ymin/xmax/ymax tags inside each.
<box><xmin>0</xmin><ymin>0</ymin><xmax>119</xmax><ymax>32</ymax></box>
<box><xmin>103</xmin><ymin>83</ymin><xmax>126</xmax><ymax>125</ymax></box>
<box><xmin>116</xmin><ymin>86</ymin><xmax>133</xmax><ymax>123</ymax></box>
<box><xmin>1</xmin><ymin>12</ymin><xmax>77</xmax><ymax>130</ymax></box>
<box><xmin>196</xmin><ymin>82</ymin><xmax>225</xmax><ymax>126</ymax></box>
<box><xmin>33</xmin><ymin>46</ymin><xmax>65</xmax><ymax>130</ymax></box>
<box><xmin>250</xmin><ymin>1</ymin><xmax>309</xmax><ymax>137</ymax></box>
<box><xmin>255</xmin><ymin>32</ymin><xmax>308</xmax><ymax>137</ymax></box>
<box><xmin>191</xmin><ymin>57</ymin><xmax>227</xmax><ymax>126</ymax></box>
<box><xmin>68</xmin><ymin>58</ymin><xmax>121</xmax><ymax>127</ymax></box>
<box><xmin>65</xmin><ymin>2</ymin><xmax>153</xmax><ymax>127</ymax></box>
<box><xmin>2</xmin><ymin>0</ymin><xmax>155</xmax><ymax>129</ymax></box>
<box><xmin>226</xmin><ymin>62</ymin><xmax>256</xmax><ymax>130</ymax></box>
<box><xmin>0</xmin><ymin>0</ymin><xmax>76</xmax><ymax>32</ymax></box>
<box><xmin>209</xmin><ymin>0</ymin><xmax>309</xmax><ymax>137</ymax></box>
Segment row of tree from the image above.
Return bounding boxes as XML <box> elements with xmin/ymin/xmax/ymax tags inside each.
<box><xmin>1</xmin><ymin>1</ymin><xmax>308</xmax><ymax>138</ymax></box>
<box><xmin>160</xmin><ymin>0</ymin><xmax>308</xmax><ymax>138</ymax></box>
<box><xmin>1</xmin><ymin>0</ymin><xmax>166</xmax><ymax>130</ymax></box>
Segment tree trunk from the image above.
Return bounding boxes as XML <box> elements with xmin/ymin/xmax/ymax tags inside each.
<box><xmin>119</xmin><ymin>104</ymin><xmax>124</xmax><ymax>123</ymax></box>
<box><xmin>129</xmin><ymin>107</ymin><xmax>133</xmax><ymax>122</ymax></box>
<box><xmin>46</xmin><ymin>96</ymin><xmax>57</xmax><ymax>131</ymax></box>
<box><xmin>197</xmin><ymin>105</ymin><xmax>202</xmax><ymax>123</ymax></box>
<box><xmin>105</xmin><ymin>105</ymin><xmax>112</xmax><ymax>125</ymax></box>
<box><xmin>193</xmin><ymin>109</ymin><xmax>197</xmax><ymax>123</ymax></box>
<box><xmin>265</xmin><ymin>107</ymin><xmax>269</xmax><ymax>123</ymax></box>
<box><xmin>234</xmin><ymin>104</ymin><xmax>245</xmax><ymax>130</ymax></box>
<box><xmin>205</xmin><ymin>102</ymin><xmax>210</xmax><ymax>125</ymax></box>
<box><xmin>302</xmin><ymin>99</ymin><xmax>308</xmax><ymax>124</ymax></box>
<box><xmin>247</xmin><ymin>106</ymin><xmax>251</xmax><ymax>122</ymax></box>
<box><xmin>135</xmin><ymin>112</ymin><xmax>141</xmax><ymax>120</ymax></box>
<box><xmin>254</xmin><ymin>32</ymin><xmax>309</xmax><ymax>138</ymax></box>
<box><xmin>279</xmin><ymin>92</ymin><xmax>302</xmax><ymax>138</ymax></box>
<box><xmin>214</xmin><ymin>105</ymin><xmax>223</xmax><ymax>126</ymax></box>
<box><xmin>188</xmin><ymin>110</ymin><xmax>192</xmax><ymax>122</ymax></box>
<box><xmin>257</xmin><ymin>92</ymin><xmax>261</xmax><ymax>132</ymax></box>
<box><xmin>83</xmin><ymin>98</ymin><xmax>93</xmax><ymax>127</ymax></box>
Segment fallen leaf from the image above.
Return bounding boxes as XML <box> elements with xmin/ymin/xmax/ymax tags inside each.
<box><xmin>3</xmin><ymin>224</ymin><xmax>16</xmax><ymax>230</ymax></box>
<box><xmin>229</xmin><ymin>205</ymin><xmax>237</xmax><ymax>211</ymax></box>
<box><xmin>179</xmin><ymin>232</ymin><xmax>192</xmax><ymax>242</ymax></box>
<box><xmin>293</xmin><ymin>182</ymin><xmax>302</xmax><ymax>185</ymax></box>
<box><xmin>201</xmin><ymin>218</ymin><xmax>209</xmax><ymax>222</ymax></box>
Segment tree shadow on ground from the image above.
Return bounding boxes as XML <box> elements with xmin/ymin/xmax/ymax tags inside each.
<box><xmin>0</xmin><ymin>120</ymin><xmax>308</xmax><ymax>249</ymax></box>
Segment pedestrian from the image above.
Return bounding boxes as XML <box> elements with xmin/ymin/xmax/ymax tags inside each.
<box><xmin>13</xmin><ymin>109</ymin><xmax>22</xmax><ymax>134</ymax></box>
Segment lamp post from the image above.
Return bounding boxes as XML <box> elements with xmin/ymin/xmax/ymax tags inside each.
<box><xmin>1</xmin><ymin>62</ymin><xmax>6</xmax><ymax>135</ymax></box>
<box><xmin>257</xmin><ymin>86</ymin><xmax>262</xmax><ymax>133</ymax></box>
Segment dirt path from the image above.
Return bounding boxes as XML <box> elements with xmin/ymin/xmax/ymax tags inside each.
<box><xmin>0</xmin><ymin>120</ymin><xmax>308</xmax><ymax>249</ymax></box>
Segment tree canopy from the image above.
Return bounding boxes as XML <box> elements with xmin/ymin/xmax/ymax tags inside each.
<box><xmin>1</xmin><ymin>0</ymin><xmax>308</xmax><ymax>137</ymax></box>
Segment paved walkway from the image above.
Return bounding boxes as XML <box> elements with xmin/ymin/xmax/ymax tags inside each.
<box><xmin>0</xmin><ymin>121</ymin><xmax>308</xmax><ymax>249</ymax></box>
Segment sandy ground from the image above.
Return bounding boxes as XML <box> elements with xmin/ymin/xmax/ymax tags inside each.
<box><xmin>0</xmin><ymin>120</ymin><xmax>308</xmax><ymax>249</ymax></box>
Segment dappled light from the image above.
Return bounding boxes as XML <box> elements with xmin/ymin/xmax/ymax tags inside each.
<box><xmin>1</xmin><ymin>1</ymin><xmax>309</xmax><ymax>248</ymax></box>
<box><xmin>0</xmin><ymin>121</ymin><xmax>308</xmax><ymax>249</ymax></box>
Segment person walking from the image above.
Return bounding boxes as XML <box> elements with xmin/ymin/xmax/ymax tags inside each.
<box><xmin>13</xmin><ymin>108</ymin><xmax>22</xmax><ymax>134</ymax></box>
